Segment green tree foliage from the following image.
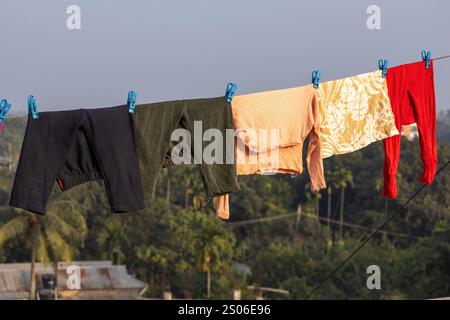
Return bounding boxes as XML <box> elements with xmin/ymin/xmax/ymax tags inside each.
<box><xmin>0</xmin><ymin>115</ymin><xmax>449</xmax><ymax>299</ymax></box>
<box><xmin>0</xmin><ymin>199</ymin><xmax>87</xmax><ymax>299</ymax></box>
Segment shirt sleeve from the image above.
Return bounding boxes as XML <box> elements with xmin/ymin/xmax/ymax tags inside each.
<box><xmin>214</xmin><ymin>194</ymin><xmax>230</xmax><ymax>220</ymax></box>
<box><xmin>306</xmin><ymin>92</ymin><xmax>326</xmax><ymax>191</ymax></box>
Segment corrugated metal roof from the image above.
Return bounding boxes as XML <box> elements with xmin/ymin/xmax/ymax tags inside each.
<box><xmin>57</xmin><ymin>265</ymin><xmax>146</xmax><ymax>290</ymax></box>
<box><xmin>0</xmin><ymin>261</ymin><xmax>112</xmax><ymax>271</ymax></box>
<box><xmin>0</xmin><ymin>261</ymin><xmax>146</xmax><ymax>296</ymax></box>
<box><xmin>0</xmin><ymin>156</ymin><xmax>12</xmax><ymax>164</ymax></box>
<box><xmin>0</xmin><ymin>292</ymin><xmax>29</xmax><ymax>300</ymax></box>
<box><xmin>58</xmin><ymin>261</ymin><xmax>113</xmax><ymax>268</ymax></box>
<box><xmin>0</xmin><ymin>269</ymin><xmax>30</xmax><ymax>292</ymax></box>
<box><xmin>0</xmin><ymin>263</ymin><xmax>53</xmax><ymax>272</ymax></box>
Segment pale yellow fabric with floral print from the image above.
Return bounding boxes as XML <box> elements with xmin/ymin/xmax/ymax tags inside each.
<box><xmin>317</xmin><ymin>70</ymin><xmax>399</xmax><ymax>158</ymax></box>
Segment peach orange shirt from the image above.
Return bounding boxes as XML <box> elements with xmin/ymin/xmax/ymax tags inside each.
<box><xmin>216</xmin><ymin>84</ymin><xmax>326</xmax><ymax>219</ymax></box>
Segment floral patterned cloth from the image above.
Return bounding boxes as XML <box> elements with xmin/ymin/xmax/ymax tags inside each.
<box><xmin>317</xmin><ymin>70</ymin><xmax>399</xmax><ymax>158</ymax></box>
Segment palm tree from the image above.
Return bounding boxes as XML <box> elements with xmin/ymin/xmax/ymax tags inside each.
<box><xmin>180</xmin><ymin>166</ymin><xmax>206</xmax><ymax>210</ymax></box>
<box><xmin>181</xmin><ymin>167</ymin><xmax>195</xmax><ymax>209</ymax></box>
<box><xmin>135</xmin><ymin>244</ymin><xmax>176</xmax><ymax>294</ymax></box>
<box><xmin>0</xmin><ymin>200</ymin><xmax>87</xmax><ymax>299</ymax></box>
<box><xmin>194</xmin><ymin>217</ymin><xmax>231</xmax><ymax>299</ymax></box>
<box><xmin>375</xmin><ymin>176</ymin><xmax>389</xmax><ymax>217</ymax></box>
<box><xmin>166</xmin><ymin>167</ymin><xmax>172</xmax><ymax>204</ymax></box>
<box><xmin>325</xmin><ymin>170</ymin><xmax>337</xmax><ymax>231</ymax></box>
<box><xmin>335</xmin><ymin>168</ymin><xmax>353</xmax><ymax>241</ymax></box>
<box><xmin>327</xmin><ymin>184</ymin><xmax>332</xmax><ymax>229</ymax></box>
<box><xmin>303</xmin><ymin>183</ymin><xmax>321</xmax><ymax>219</ymax></box>
<box><xmin>97</xmin><ymin>218</ymin><xmax>129</xmax><ymax>265</ymax></box>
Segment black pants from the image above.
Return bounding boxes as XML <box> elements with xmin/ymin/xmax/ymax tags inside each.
<box><xmin>9</xmin><ymin>106</ymin><xmax>145</xmax><ymax>215</ymax></box>
<box><xmin>133</xmin><ymin>96</ymin><xmax>240</xmax><ymax>200</ymax></box>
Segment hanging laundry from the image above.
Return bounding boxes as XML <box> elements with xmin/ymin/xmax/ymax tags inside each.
<box><xmin>232</xmin><ymin>85</ymin><xmax>324</xmax><ymax>185</ymax></box>
<box><xmin>215</xmin><ymin>194</ymin><xmax>231</xmax><ymax>220</ymax></box>
<box><xmin>317</xmin><ymin>70</ymin><xmax>399</xmax><ymax>158</ymax></box>
<box><xmin>9</xmin><ymin>106</ymin><xmax>146</xmax><ymax>215</ymax></box>
<box><xmin>215</xmin><ymin>70</ymin><xmax>399</xmax><ymax>219</ymax></box>
<box><xmin>132</xmin><ymin>96</ymin><xmax>240</xmax><ymax>201</ymax></box>
<box><xmin>215</xmin><ymin>84</ymin><xmax>325</xmax><ymax>219</ymax></box>
<box><xmin>383</xmin><ymin>60</ymin><xmax>437</xmax><ymax>198</ymax></box>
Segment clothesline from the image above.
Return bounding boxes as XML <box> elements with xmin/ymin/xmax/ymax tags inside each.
<box><xmin>2</xmin><ymin>115</ymin><xmax>25</xmax><ymax>119</ymax></box>
<box><xmin>433</xmin><ymin>54</ymin><xmax>450</xmax><ymax>60</ymax></box>
<box><xmin>2</xmin><ymin>53</ymin><xmax>450</xmax><ymax>120</ymax></box>
<box><xmin>2</xmin><ymin>49</ymin><xmax>447</xmax><ymax>289</ymax></box>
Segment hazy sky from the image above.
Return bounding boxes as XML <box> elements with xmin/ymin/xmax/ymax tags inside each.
<box><xmin>1</xmin><ymin>0</ymin><xmax>449</xmax><ymax>114</ymax></box>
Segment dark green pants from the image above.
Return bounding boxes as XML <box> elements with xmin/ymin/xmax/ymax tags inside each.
<box><xmin>133</xmin><ymin>96</ymin><xmax>240</xmax><ymax>200</ymax></box>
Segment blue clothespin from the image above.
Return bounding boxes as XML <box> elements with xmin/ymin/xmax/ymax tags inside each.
<box><xmin>225</xmin><ymin>83</ymin><xmax>237</xmax><ymax>103</ymax></box>
<box><xmin>27</xmin><ymin>95</ymin><xmax>39</xmax><ymax>119</ymax></box>
<box><xmin>421</xmin><ymin>50</ymin><xmax>432</xmax><ymax>69</ymax></box>
<box><xmin>378</xmin><ymin>59</ymin><xmax>389</xmax><ymax>78</ymax></box>
<box><xmin>312</xmin><ymin>69</ymin><xmax>321</xmax><ymax>89</ymax></box>
<box><xmin>0</xmin><ymin>99</ymin><xmax>12</xmax><ymax>124</ymax></box>
<box><xmin>127</xmin><ymin>90</ymin><xmax>137</xmax><ymax>113</ymax></box>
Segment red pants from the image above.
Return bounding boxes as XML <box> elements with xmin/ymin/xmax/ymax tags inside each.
<box><xmin>383</xmin><ymin>60</ymin><xmax>437</xmax><ymax>198</ymax></box>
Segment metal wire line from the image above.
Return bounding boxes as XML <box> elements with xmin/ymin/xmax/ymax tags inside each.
<box><xmin>225</xmin><ymin>211</ymin><xmax>420</xmax><ymax>239</ymax></box>
<box><xmin>434</xmin><ymin>54</ymin><xmax>450</xmax><ymax>61</ymax></box>
<box><xmin>1</xmin><ymin>114</ymin><xmax>26</xmax><ymax>119</ymax></box>
<box><xmin>304</xmin><ymin>159</ymin><xmax>450</xmax><ymax>300</ymax></box>
<box><xmin>1</xmin><ymin>54</ymin><xmax>450</xmax><ymax>120</ymax></box>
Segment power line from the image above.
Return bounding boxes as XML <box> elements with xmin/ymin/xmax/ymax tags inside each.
<box><xmin>304</xmin><ymin>159</ymin><xmax>450</xmax><ymax>300</ymax></box>
<box><xmin>310</xmin><ymin>213</ymin><xmax>420</xmax><ymax>239</ymax></box>
<box><xmin>226</xmin><ymin>212</ymin><xmax>298</xmax><ymax>227</ymax></box>
<box><xmin>225</xmin><ymin>208</ymin><xmax>421</xmax><ymax>239</ymax></box>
